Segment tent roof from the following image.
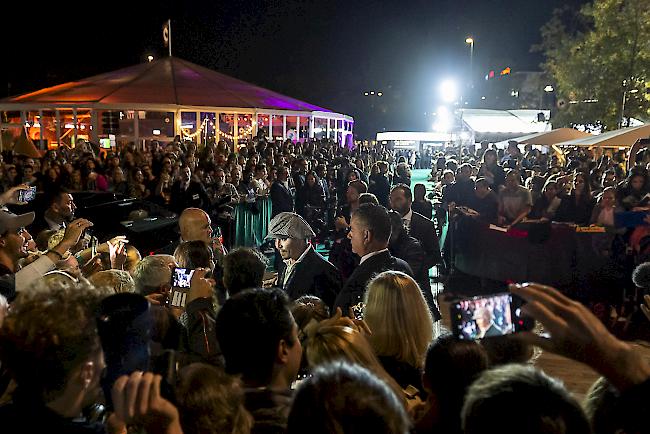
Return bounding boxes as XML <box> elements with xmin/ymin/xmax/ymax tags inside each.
<box><xmin>510</xmin><ymin>128</ymin><xmax>592</xmax><ymax>146</ymax></box>
<box><xmin>460</xmin><ymin>109</ymin><xmax>551</xmax><ymax>134</ymax></box>
<box><xmin>555</xmin><ymin>124</ymin><xmax>650</xmax><ymax>147</ymax></box>
<box><xmin>0</xmin><ymin>57</ymin><xmax>331</xmax><ymax>112</ymax></box>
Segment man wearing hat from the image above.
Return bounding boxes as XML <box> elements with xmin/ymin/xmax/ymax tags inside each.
<box><xmin>0</xmin><ymin>210</ymin><xmax>92</xmax><ymax>300</ymax></box>
<box><xmin>267</xmin><ymin>212</ymin><xmax>341</xmax><ymax>308</ymax></box>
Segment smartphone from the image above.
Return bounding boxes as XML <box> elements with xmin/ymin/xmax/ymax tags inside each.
<box><xmin>96</xmin><ymin>293</ymin><xmax>152</xmax><ymax>411</ymax></box>
<box><xmin>18</xmin><ymin>186</ymin><xmax>36</xmax><ymax>202</ymax></box>
<box><xmin>350</xmin><ymin>301</ymin><xmax>365</xmax><ymax>321</ymax></box>
<box><xmin>450</xmin><ymin>292</ymin><xmax>533</xmax><ymax>340</ymax></box>
<box><xmin>90</xmin><ymin>236</ymin><xmax>98</xmax><ymax>258</ymax></box>
<box><xmin>170</xmin><ymin>267</ymin><xmax>194</xmax><ymax>308</ymax></box>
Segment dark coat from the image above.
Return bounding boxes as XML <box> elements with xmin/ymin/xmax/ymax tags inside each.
<box><xmin>409</xmin><ymin>211</ymin><xmax>442</xmax><ymax>268</ymax></box>
<box><xmin>334</xmin><ymin>250</ymin><xmax>413</xmax><ymax>313</ymax></box>
<box><xmin>270</xmin><ymin>180</ymin><xmax>294</xmax><ymax>218</ymax></box>
<box><xmin>170</xmin><ymin>180</ymin><xmax>210</xmax><ymax>213</ymax></box>
<box><xmin>368</xmin><ymin>173</ymin><xmax>391</xmax><ymax>207</ymax></box>
<box><xmin>412</xmin><ymin>199</ymin><xmax>433</xmax><ymax>220</ymax></box>
<box><xmin>277</xmin><ymin>247</ymin><xmax>342</xmax><ymax>308</ymax></box>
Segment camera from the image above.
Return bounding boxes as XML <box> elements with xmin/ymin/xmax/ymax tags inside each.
<box><xmin>449</xmin><ymin>292</ymin><xmax>534</xmax><ymax>340</ymax></box>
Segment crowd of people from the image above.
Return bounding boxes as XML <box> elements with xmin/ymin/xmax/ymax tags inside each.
<box><xmin>0</xmin><ymin>134</ymin><xmax>648</xmax><ymax>433</ymax></box>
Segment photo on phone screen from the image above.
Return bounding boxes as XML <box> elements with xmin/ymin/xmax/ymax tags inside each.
<box><xmin>170</xmin><ymin>267</ymin><xmax>194</xmax><ymax>308</ymax></box>
<box><xmin>450</xmin><ymin>292</ymin><xmax>531</xmax><ymax>340</ymax></box>
<box><xmin>18</xmin><ymin>187</ymin><xmax>36</xmax><ymax>202</ymax></box>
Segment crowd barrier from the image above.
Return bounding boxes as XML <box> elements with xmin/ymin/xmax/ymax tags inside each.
<box><xmin>232</xmin><ymin>197</ymin><xmax>272</xmax><ymax>247</ymax></box>
<box><xmin>451</xmin><ymin>215</ymin><xmax>619</xmax><ymax>288</ymax></box>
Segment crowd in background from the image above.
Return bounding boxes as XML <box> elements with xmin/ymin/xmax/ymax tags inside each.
<box><xmin>0</xmin><ymin>134</ymin><xmax>648</xmax><ymax>434</ymax></box>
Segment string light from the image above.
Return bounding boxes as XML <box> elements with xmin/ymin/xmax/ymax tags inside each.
<box><xmin>180</xmin><ymin>117</ymin><xmax>209</xmax><ymax>139</ymax></box>
<box><xmin>181</xmin><ymin>115</ymin><xmax>254</xmax><ymax>141</ymax></box>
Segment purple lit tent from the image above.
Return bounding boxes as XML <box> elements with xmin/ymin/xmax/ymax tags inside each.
<box><xmin>0</xmin><ymin>57</ymin><xmax>354</xmax><ymax>150</ymax></box>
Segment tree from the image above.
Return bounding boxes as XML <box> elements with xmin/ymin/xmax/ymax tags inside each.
<box><xmin>537</xmin><ymin>0</ymin><xmax>650</xmax><ymax>131</ymax></box>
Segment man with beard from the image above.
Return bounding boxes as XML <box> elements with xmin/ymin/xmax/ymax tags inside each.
<box><xmin>31</xmin><ymin>188</ymin><xmax>76</xmax><ymax>235</ymax></box>
<box><xmin>0</xmin><ymin>210</ymin><xmax>92</xmax><ymax>300</ymax></box>
<box><xmin>268</xmin><ymin>212</ymin><xmax>341</xmax><ymax>308</ymax></box>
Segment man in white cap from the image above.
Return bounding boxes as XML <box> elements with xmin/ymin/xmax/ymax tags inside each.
<box><xmin>267</xmin><ymin>212</ymin><xmax>341</xmax><ymax>308</ymax></box>
<box><xmin>0</xmin><ymin>210</ymin><xmax>92</xmax><ymax>300</ymax></box>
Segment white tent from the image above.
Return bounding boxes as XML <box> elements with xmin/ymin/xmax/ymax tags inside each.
<box><xmin>555</xmin><ymin>124</ymin><xmax>650</xmax><ymax>148</ymax></box>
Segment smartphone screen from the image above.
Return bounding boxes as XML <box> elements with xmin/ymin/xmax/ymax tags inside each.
<box><xmin>90</xmin><ymin>236</ymin><xmax>98</xmax><ymax>258</ymax></box>
<box><xmin>450</xmin><ymin>292</ymin><xmax>532</xmax><ymax>340</ymax></box>
<box><xmin>18</xmin><ymin>187</ymin><xmax>36</xmax><ymax>202</ymax></box>
<box><xmin>170</xmin><ymin>267</ymin><xmax>194</xmax><ymax>308</ymax></box>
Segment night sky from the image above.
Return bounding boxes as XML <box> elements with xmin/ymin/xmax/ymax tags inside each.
<box><xmin>2</xmin><ymin>0</ymin><xmax>588</xmax><ymax>137</ymax></box>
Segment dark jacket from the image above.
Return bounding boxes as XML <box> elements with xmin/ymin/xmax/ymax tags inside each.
<box><xmin>555</xmin><ymin>193</ymin><xmax>595</xmax><ymax>225</ymax></box>
<box><xmin>277</xmin><ymin>247</ymin><xmax>342</xmax><ymax>308</ymax></box>
<box><xmin>412</xmin><ymin>199</ymin><xmax>433</xmax><ymax>220</ymax></box>
<box><xmin>409</xmin><ymin>211</ymin><xmax>442</xmax><ymax>268</ymax></box>
<box><xmin>467</xmin><ymin>192</ymin><xmax>499</xmax><ymax>224</ymax></box>
<box><xmin>334</xmin><ymin>250</ymin><xmax>413</xmax><ymax>313</ymax></box>
<box><xmin>442</xmin><ymin>179</ymin><xmax>475</xmax><ymax>208</ymax></box>
<box><xmin>368</xmin><ymin>173</ymin><xmax>391</xmax><ymax>207</ymax></box>
<box><xmin>180</xmin><ymin>297</ymin><xmax>223</xmax><ymax>367</ymax></box>
<box><xmin>270</xmin><ymin>180</ymin><xmax>294</xmax><ymax>218</ymax></box>
<box><xmin>170</xmin><ymin>180</ymin><xmax>211</xmax><ymax>213</ymax></box>
<box><xmin>389</xmin><ymin>232</ymin><xmax>441</xmax><ymax>321</ymax></box>
<box><xmin>295</xmin><ymin>184</ymin><xmax>325</xmax><ymax>217</ymax></box>
<box><xmin>245</xmin><ymin>388</ymin><xmax>293</xmax><ymax>434</ymax></box>
<box><xmin>0</xmin><ymin>390</ymin><xmax>105</xmax><ymax>434</ymax></box>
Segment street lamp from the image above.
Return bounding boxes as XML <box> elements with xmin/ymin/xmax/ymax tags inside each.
<box><xmin>147</xmin><ymin>55</ymin><xmax>154</xmax><ymax>62</ymax></box>
<box><xmin>465</xmin><ymin>37</ymin><xmax>474</xmax><ymax>89</ymax></box>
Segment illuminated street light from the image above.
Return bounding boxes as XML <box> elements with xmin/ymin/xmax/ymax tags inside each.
<box><xmin>466</xmin><ymin>37</ymin><xmax>475</xmax><ymax>89</ymax></box>
<box><xmin>377</xmin><ymin>92</ymin><xmax>383</xmax><ymax>96</ymax></box>
<box><xmin>440</xmin><ymin>79</ymin><xmax>458</xmax><ymax>103</ymax></box>
<box><xmin>364</xmin><ymin>92</ymin><xmax>369</xmax><ymax>96</ymax></box>
<box><xmin>147</xmin><ymin>55</ymin><xmax>154</xmax><ymax>62</ymax></box>
<box><xmin>544</xmin><ymin>85</ymin><xmax>554</xmax><ymax>92</ymax></box>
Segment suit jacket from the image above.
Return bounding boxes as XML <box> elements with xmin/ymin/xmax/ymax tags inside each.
<box><xmin>170</xmin><ymin>181</ymin><xmax>210</xmax><ymax>213</ymax></box>
<box><xmin>277</xmin><ymin>247</ymin><xmax>341</xmax><ymax>308</ymax></box>
<box><xmin>334</xmin><ymin>250</ymin><xmax>413</xmax><ymax>313</ymax></box>
<box><xmin>270</xmin><ymin>181</ymin><xmax>294</xmax><ymax>218</ymax></box>
<box><xmin>409</xmin><ymin>211</ymin><xmax>442</xmax><ymax>268</ymax></box>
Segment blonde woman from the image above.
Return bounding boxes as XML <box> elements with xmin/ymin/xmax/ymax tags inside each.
<box><xmin>306</xmin><ymin>324</ymin><xmax>408</xmax><ymax>409</ymax></box>
<box><xmin>364</xmin><ymin>271</ymin><xmax>434</xmax><ymax>392</ymax></box>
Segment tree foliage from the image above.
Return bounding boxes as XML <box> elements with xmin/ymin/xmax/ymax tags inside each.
<box><xmin>538</xmin><ymin>0</ymin><xmax>650</xmax><ymax>130</ymax></box>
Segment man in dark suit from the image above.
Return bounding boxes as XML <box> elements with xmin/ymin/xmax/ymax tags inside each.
<box><xmin>270</xmin><ymin>166</ymin><xmax>294</xmax><ymax>218</ymax></box>
<box><xmin>267</xmin><ymin>212</ymin><xmax>341</xmax><ymax>308</ymax></box>
<box><xmin>170</xmin><ymin>166</ymin><xmax>211</xmax><ymax>214</ymax></box>
<box><xmin>334</xmin><ymin>204</ymin><xmax>413</xmax><ymax>314</ymax></box>
<box><xmin>474</xmin><ymin>306</ymin><xmax>503</xmax><ymax>338</ymax></box>
<box><xmin>390</xmin><ymin>184</ymin><xmax>442</xmax><ymax>316</ymax></box>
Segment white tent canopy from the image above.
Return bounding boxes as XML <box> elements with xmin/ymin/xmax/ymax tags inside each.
<box><xmin>555</xmin><ymin>124</ymin><xmax>650</xmax><ymax>148</ymax></box>
<box><xmin>517</xmin><ymin>128</ymin><xmax>591</xmax><ymax>145</ymax></box>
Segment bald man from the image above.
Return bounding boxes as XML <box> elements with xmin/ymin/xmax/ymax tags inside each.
<box><xmin>159</xmin><ymin>208</ymin><xmax>224</xmax><ymax>257</ymax></box>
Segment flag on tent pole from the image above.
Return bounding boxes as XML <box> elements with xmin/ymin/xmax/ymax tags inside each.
<box><xmin>163</xmin><ymin>19</ymin><xmax>171</xmax><ymax>56</ymax></box>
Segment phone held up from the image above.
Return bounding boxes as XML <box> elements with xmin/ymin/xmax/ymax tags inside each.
<box><xmin>449</xmin><ymin>291</ymin><xmax>534</xmax><ymax>341</ymax></box>
<box><xmin>17</xmin><ymin>186</ymin><xmax>36</xmax><ymax>202</ymax></box>
<box><xmin>169</xmin><ymin>267</ymin><xmax>195</xmax><ymax>308</ymax></box>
